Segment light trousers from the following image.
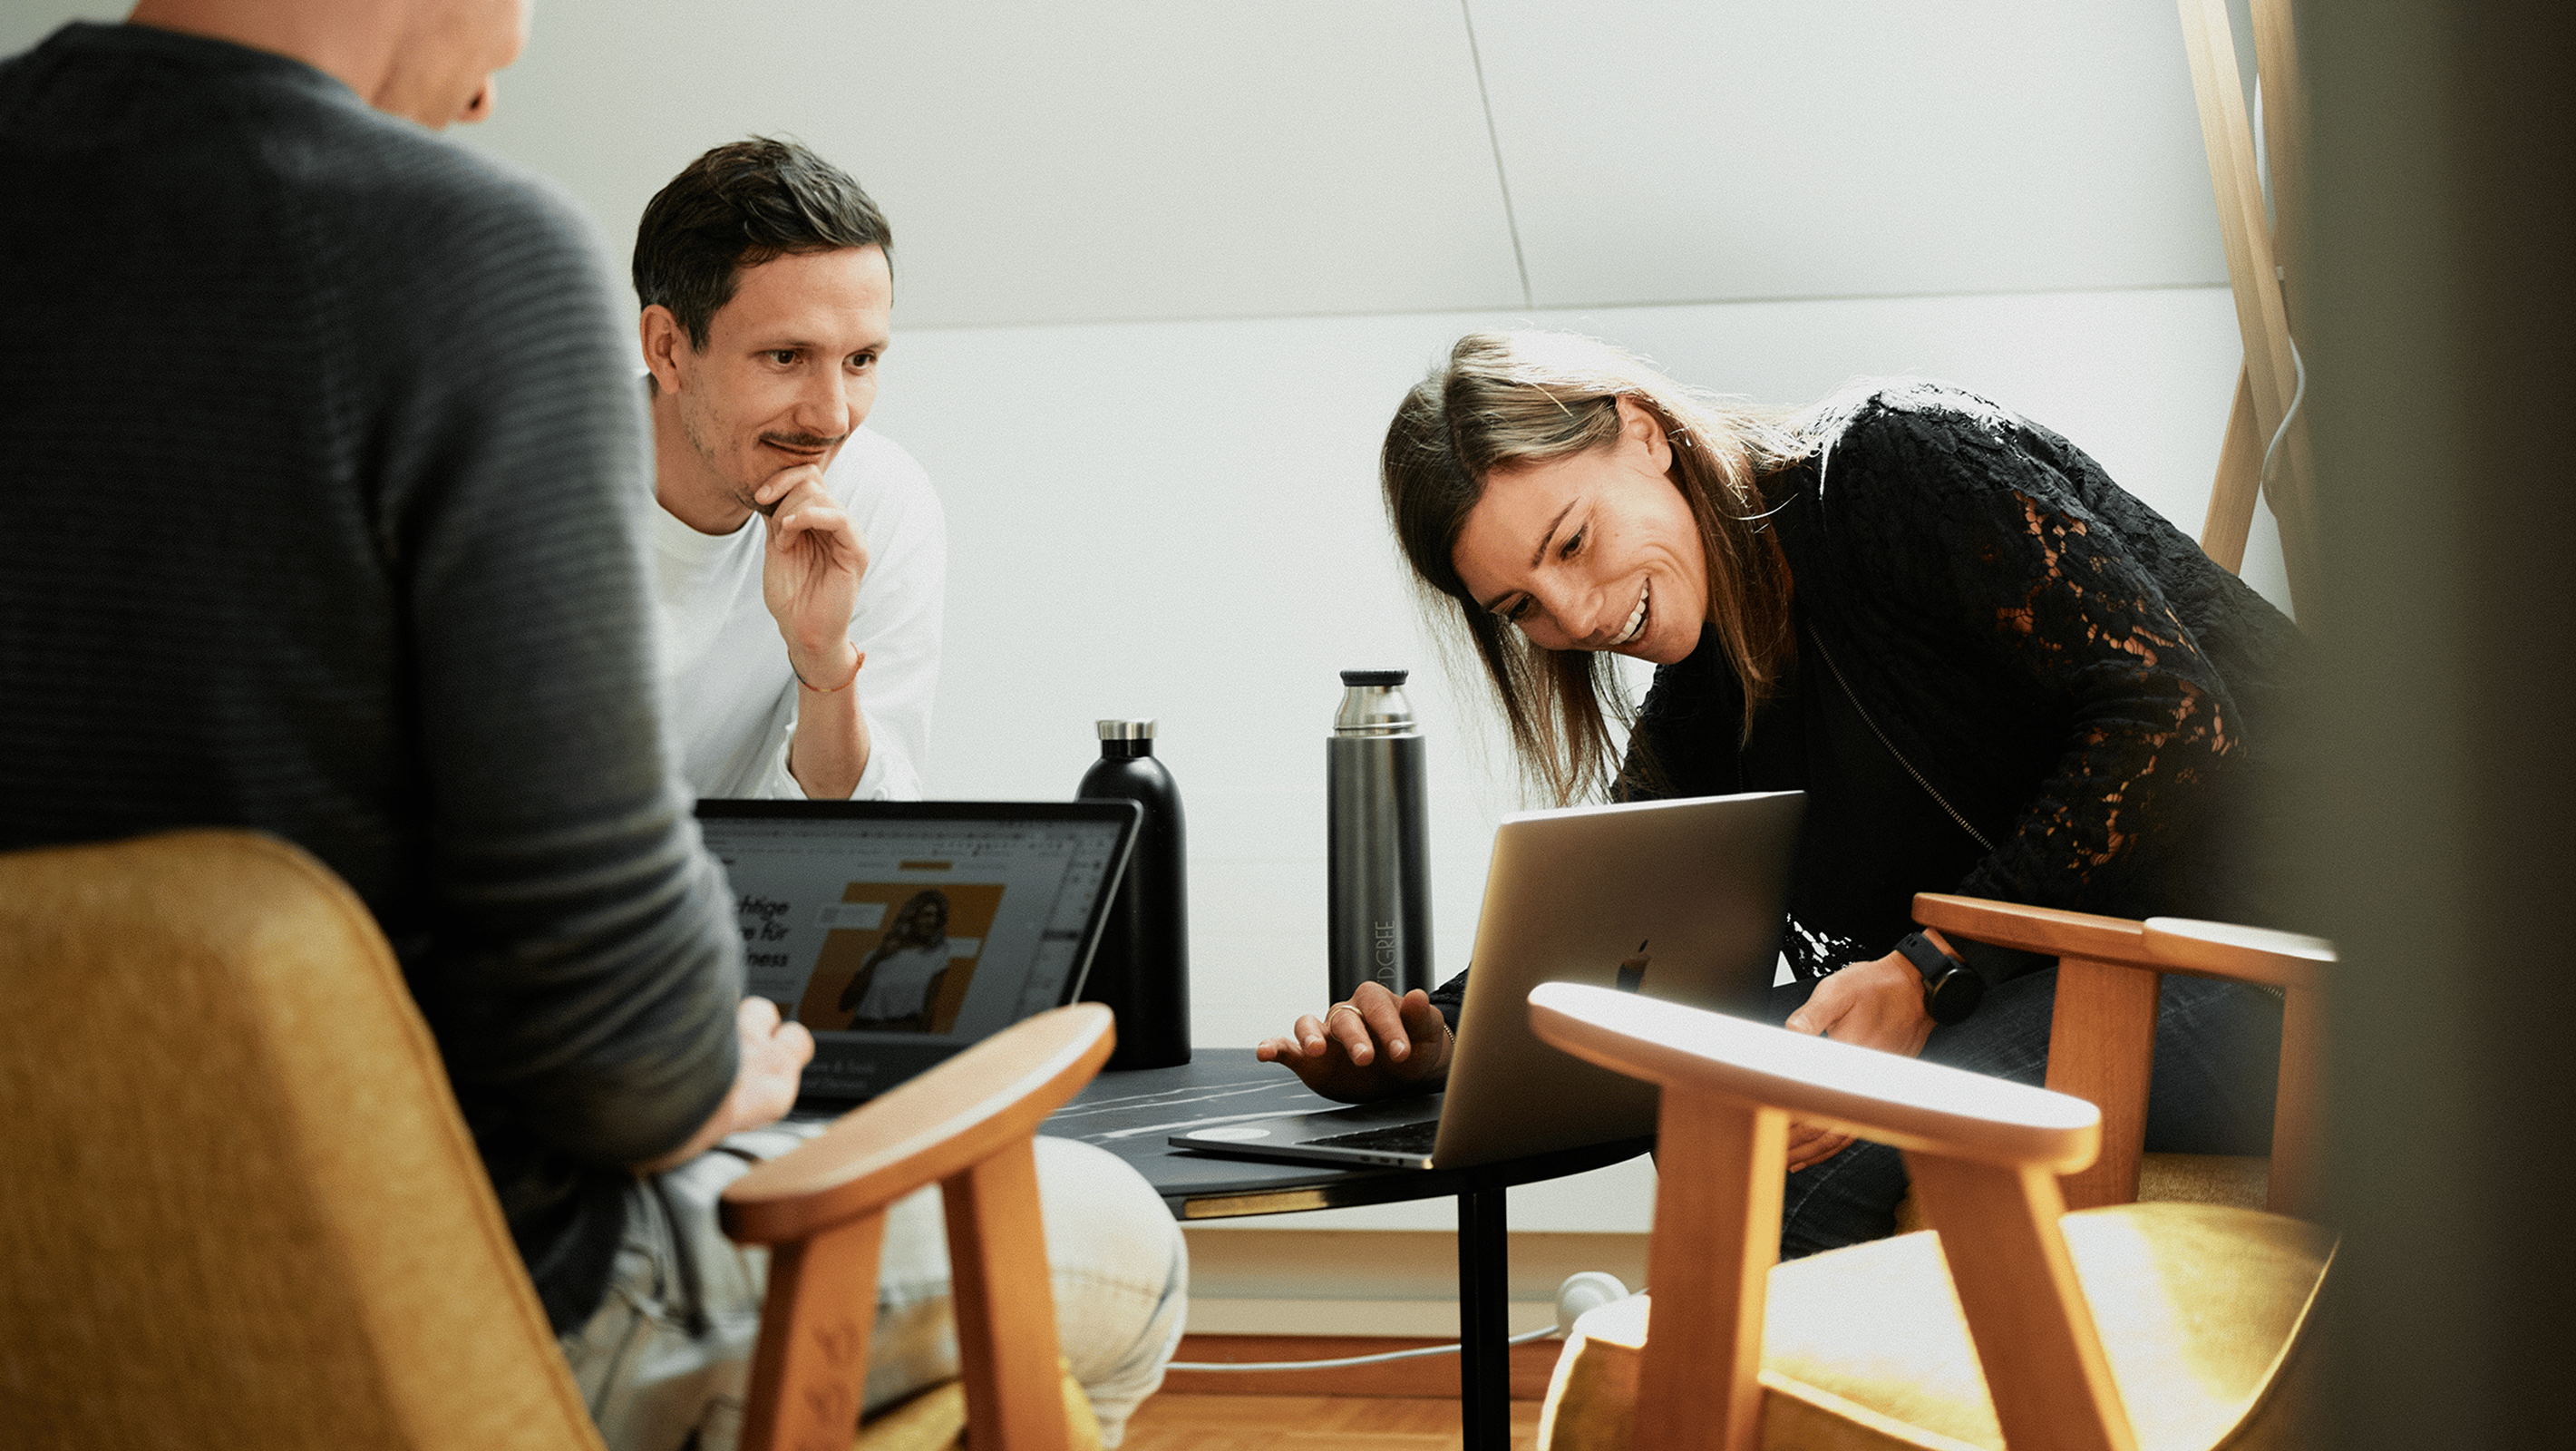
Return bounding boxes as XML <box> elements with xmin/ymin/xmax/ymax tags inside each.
<box><xmin>557</xmin><ymin>1127</ymin><xmax>1188</xmax><ymax>1450</ymax></box>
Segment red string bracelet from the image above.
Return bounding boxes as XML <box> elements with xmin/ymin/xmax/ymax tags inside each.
<box><xmin>792</xmin><ymin>649</ymin><xmax>864</xmax><ymax>693</ymax></box>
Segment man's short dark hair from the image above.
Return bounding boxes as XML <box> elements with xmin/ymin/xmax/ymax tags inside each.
<box><xmin>633</xmin><ymin>137</ymin><xmax>893</xmax><ymax>349</ymax></box>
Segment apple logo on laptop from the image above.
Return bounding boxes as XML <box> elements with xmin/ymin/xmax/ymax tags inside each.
<box><xmin>1614</xmin><ymin>940</ymin><xmax>1649</xmax><ymax>994</ymax></box>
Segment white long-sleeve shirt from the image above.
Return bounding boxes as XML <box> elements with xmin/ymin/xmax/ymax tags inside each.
<box><xmin>649</xmin><ymin>426</ymin><xmax>946</xmax><ymax>800</ymax></box>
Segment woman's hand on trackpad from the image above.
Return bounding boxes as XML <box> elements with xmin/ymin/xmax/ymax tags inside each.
<box><xmin>1256</xmin><ymin>981</ymin><xmax>1453</xmax><ymax>1103</ymax></box>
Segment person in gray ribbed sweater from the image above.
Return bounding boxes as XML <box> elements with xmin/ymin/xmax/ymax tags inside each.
<box><xmin>0</xmin><ymin>5</ymin><xmax>806</xmax><ymax>1344</ymax></box>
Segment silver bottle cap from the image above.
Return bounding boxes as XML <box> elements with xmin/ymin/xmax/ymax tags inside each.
<box><xmin>1096</xmin><ymin>719</ymin><xmax>1158</xmax><ymax>741</ymax></box>
<box><xmin>1334</xmin><ymin>670</ymin><xmax>1416</xmax><ymax>736</ymax></box>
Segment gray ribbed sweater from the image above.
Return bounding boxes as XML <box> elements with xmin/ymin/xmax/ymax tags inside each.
<box><xmin>0</xmin><ymin>23</ymin><xmax>741</xmax><ymax>1330</ymax></box>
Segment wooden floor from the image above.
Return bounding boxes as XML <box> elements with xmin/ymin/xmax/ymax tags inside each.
<box><xmin>1122</xmin><ymin>1393</ymin><xmax>1541</xmax><ymax>1450</ymax></box>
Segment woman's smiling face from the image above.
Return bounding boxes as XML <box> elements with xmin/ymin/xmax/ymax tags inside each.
<box><xmin>1449</xmin><ymin>397</ymin><xmax>1709</xmax><ymax>666</ymax></box>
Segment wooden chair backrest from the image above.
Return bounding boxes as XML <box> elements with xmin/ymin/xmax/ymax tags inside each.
<box><xmin>1912</xmin><ymin>893</ymin><xmax>2333</xmax><ymax>1217</ymax></box>
<box><xmin>0</xmin><ymin>831</ymin><xmax>598</xmax><ymax>1451</ymax></box>
<box><xmin>1528</xmin><ymin>981</ymin><xmax>2133</xmax><ymax>1451</ymax></box>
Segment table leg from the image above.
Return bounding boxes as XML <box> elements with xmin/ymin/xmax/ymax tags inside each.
<box><xmin>1456</xmin><ymin>1185</ymin><xmax>1510</xmax><ymax>1451</ymax></box>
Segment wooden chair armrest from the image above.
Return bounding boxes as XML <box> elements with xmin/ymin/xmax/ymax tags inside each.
<box><xmin>1526</xmin><ymin>983</ymin><xmax>2098</xmax><ymax>1173</ymax></box>
<box><xmin>1911</xmin><ymin>893</ymin><xmax>2151</xmax><ymax>965</ymax></box>
<box><xmin>722</xmin><ymin>1003</ymin><xmax>1114</xmax><ymax>1245</ymax></box>
<box><xmin>2143</xmin><ymin>917</ymin><xmax>2335</xmax><ymax>992</ymax></box>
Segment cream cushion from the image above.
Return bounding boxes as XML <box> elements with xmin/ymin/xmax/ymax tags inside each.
<box><xmin>2133</xmin><ymin>1154</ymin><xmax>2273</xmax><ymax>1210</ymax></box>
<box><xmin>1540</xmin><ymin>1203</ymin><xmax>2334</xmax><ymax>1451</ymax></box>
<box><xmin>1895</xmin><ymin>1155</ymin><xmax>2272</xmax><ymax>1234</ymax></box>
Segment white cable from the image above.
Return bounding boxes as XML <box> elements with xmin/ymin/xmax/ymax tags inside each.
<box><xmin>1166</xmin><ymin>1323</ymin><xmax>1559</xmax><ymax>1373</ymax></box>
<box><xmin>2260</xmin><ymin>336</ymin><xmax>2307</xmax><ymax>496</ymax></box>
<box><xmin>1167</xmin><ymin>1272</ymin><xmax>1632</xmax><ymax>1372</ymax></box>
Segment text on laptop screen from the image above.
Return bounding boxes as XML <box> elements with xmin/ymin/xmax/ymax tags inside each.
<box><xmin>700</xmin><ymin>813</ymin><xmax>1125</xmax><ymax>1052</ymax></box>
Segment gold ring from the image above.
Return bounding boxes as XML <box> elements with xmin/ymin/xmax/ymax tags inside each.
<box><xmin>1323</xmin><ymin>1002</ymin><xmax>1362</xmax><ymax>1025</ymax></box>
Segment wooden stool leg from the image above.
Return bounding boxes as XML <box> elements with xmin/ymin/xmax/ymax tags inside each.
<box><xmin>2202</xmin><ymin>365</ymin><xmax>2263</xmax><ymax>571</ymax></box>
<box><xmin>2270</xmin><ymin>984</ymin><xmax>2328</xmax><ymax>1218</ymax></box>
<box><xmin>2046</xmin><ymin>957</ymin><xmax>2159</xmax><ymax>1209</ymax></box>
<box><xmin>943</xmin><ymin>1138</ymin><xmax>1073</xmax><ymax>1451</ymax></box>
<box><xmin>1636</xmin><ymin>1090</ymin><xmax>1785</xmax><ymax>1451</ymax></box>
<box><xmin>740</xmin><ymin>1213</ymin><xmax>888</xmax><ymax>1451</ymax></box>
<box><xmin>1907</xmin><ymin>1156</ymin><xmax>2136</xmax><ymax>1451</ymax></box>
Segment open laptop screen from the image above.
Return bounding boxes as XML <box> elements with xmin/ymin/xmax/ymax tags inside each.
<box><xmin>695</xmin><ymin>799</ymin><xmax>1140</xmax><ymax>1105</ymax></box>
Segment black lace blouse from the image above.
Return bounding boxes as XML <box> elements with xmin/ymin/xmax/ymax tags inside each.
<box><xmin>1431</xmin><ymin>385</ymin><xmax>2308</xmax><ymax>1025</ymax></box>
<box><xmin>1731</xmin><ymin>614</ymin><xmax>2000</xmax><ymax>982</ymax></box>
<box><xmin>1628</xmin><ymin>385</ymin><xmax>2309</xmax><ymax>980</ymax></box>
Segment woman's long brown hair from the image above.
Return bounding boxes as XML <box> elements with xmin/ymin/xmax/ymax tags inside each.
<box><xmin>1381</xmin><ymin>331</ymin><xmax>1806</xmax><ymax>803</ymax></box>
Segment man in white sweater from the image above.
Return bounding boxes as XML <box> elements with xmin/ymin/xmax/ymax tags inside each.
<box><xmin>637</xmin><ymin>137</ymin><xmax>944</xmax><ymax>801</ymax></box>
<box><xmin>592</xmin><ymin>139</ymin><xmax>1183</xmax><ymax>1448</ymax></box>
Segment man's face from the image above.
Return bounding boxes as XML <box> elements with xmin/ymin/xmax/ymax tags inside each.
<box><xmin>666</xmin><ymin>246</ymin><xmax>893</xmax><ymax>524</ymax></box>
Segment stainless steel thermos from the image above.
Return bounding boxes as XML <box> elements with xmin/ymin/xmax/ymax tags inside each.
<box><xmin>1327</xmin><ymin>670</ymin><xmax>1432</xmax><ymax>1001</ymax></box>
<box><xmin>1077</xmin><ymin>719</ymin><xmax>1191</xmax><ymax>1068</ymax></box>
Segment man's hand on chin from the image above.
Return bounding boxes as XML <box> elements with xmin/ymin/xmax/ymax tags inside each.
<box><xmin>755</xmin><ymin>463</ymin><xmax>876</xmax><ymax>799</ymax></box>
<box><xmin>755</xmin><ymin>463</ymin><xmax>871</xmax><ymax>665</ymax></box>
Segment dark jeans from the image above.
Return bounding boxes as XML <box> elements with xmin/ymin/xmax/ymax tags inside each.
<box><xmin>1764</xmin><ymin>967</ymin><xmax>2284</xmax><ymax>1259</ymax></box>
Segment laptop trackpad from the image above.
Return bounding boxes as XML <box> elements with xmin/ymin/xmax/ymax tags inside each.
<box><xmin>1170</xmin><ymin>1092</ymin><xmax>1444</xmax><ymax>1166</ymax></box>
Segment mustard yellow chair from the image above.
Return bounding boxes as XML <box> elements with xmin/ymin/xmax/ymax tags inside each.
<box><xmin>1910</xmin><ymin>895</ymin><xmax>2335</xmax><ymax>1218</ymax></box>
<box><xmin>1525</xmin><ymin>981</ymin><xmax>2333</xmax><ymax>1451</ymax></box>
<box><xmin>0</xmin><ymin>830</ymin><xmax>1104</xmax><ymax>1451</ymax></box>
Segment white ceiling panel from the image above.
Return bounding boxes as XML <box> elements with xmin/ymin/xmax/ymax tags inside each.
<box><xmin>1468</xmin><ymin>0</ymin><xmax>2230</xmax><ymax>307</ymax></box>
<box><xmin>462</xmin><ymin>0</ymin><xmax>1525</xmax><ymax>328</ymax></box>
<box><xmin>13</xmin><ymin>2</ymin><xmax>2238</xmax><ymax>325</ymax></box>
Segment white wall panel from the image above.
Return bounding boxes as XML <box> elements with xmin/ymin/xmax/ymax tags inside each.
<box><xmin>1471</xmin><ymin>0</ymin><xmax>2231</xmax><ymax>307</ymax></box>
<box><xmin>458</xmin><ymin>0</ymin><xmax>1524</xmax><ymax>327</ymax></box>
<box><xmin>860</xmin><ymin>309</ymin><xmax>1521</xmax><ymax>1055</ymax></box>
<box><xmin>0</xmin><ymin>5</ymin><xmax>122</xmax><ymax>57</ymax></box>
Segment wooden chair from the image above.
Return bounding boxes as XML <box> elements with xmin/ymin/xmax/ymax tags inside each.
<box><xmin>1911</xmin><ymin>894</ymin><xmax>2334</xmax><ymax>1218</ymax></box>
<box><xmin>0</xmin><ymin>829</ymin><xmax>1107</xmax><ymax>1451</ymax></box>
<box><xmin>723</xmin><ymin>969</ymin><xmax>1111</xmax><ymax>1451</ymax></box>
<box><xmin>1524</xmin><ymin>981</ymin><xmax>2334</xmax><ymax>1451</ymax></box>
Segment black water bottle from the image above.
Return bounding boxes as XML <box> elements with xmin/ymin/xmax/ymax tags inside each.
<box><xmin>1077</xmin><ymin>719</ymin><xmax>1191</xmax><ymax>1068</ymax></box>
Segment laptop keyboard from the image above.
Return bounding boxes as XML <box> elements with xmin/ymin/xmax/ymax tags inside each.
<box><xmin>1303</xmin><ymin>1118</ymin><xmax>1440</xmax><ymax>1154</ymax></box>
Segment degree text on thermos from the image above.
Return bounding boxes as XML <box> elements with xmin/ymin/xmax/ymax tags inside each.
<box><xmin>1327</xmin><ymin>670</ymin><xmax>1431</xmax><ymax>1002</ymax></box>
<box><xmin>1077</xmin><ymin>719</ymin><xmax>1191</xmax><ymax>1068</ymax></box>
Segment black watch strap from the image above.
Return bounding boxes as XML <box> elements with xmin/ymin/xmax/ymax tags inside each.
<box><xmin>1896</xmin><ymin>930</ymin><xmax>1984</xmax><ymax>1026</ymax></box>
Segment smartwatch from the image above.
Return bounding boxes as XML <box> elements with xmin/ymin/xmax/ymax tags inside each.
<box><xmin>1896</xmin><ymin>931</ymin><xmax>1984</xmax><ymax>1026</ymax></box>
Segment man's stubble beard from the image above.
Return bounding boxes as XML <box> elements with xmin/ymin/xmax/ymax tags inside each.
<box><xmin>678</xmin><ymin>394</ymin><xmax>774</xmax><ymax>520</ymax></box>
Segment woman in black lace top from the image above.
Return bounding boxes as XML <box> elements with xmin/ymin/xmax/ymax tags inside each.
<box><xmin>1257</xmin><ymin>330</ymin><xmax>2300</xmax><ymax>1253</ymax></box>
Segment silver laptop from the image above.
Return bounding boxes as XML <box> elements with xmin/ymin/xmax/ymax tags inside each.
<box><xmin>1170</xmin><ymin>791</ymin><xmax>1803</xmax><ymax>1170</ymax></box>
<box><xmin>696</xmin><ymin>798</ymin><xmax>1142</xmax><ymax>1109</ymax></box>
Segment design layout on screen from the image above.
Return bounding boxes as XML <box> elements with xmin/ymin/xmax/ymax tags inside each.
<box><xmin>707</xmin><ymin>816</ymin><xmax>1121</xmax><ymax>1045</ymax></box>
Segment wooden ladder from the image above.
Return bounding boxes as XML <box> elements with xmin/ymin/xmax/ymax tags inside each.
<box><xmin>2180</xmin><ymin>0</ymin><xmax>2319</xmax><ymax>616</ymax></box>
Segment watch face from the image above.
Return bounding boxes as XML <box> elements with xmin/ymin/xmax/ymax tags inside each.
<box><xmin>1927</xmin><ymin>966</ymin><xmax>1984</xmax><ymax>1025</ymax></box>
